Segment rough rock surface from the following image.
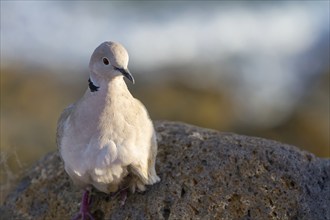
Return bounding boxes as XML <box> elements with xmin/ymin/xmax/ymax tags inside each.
<box><xmin>1</xmin><ymin>121</ymin><xmax>329</xmax><ymax>220</ymax></box>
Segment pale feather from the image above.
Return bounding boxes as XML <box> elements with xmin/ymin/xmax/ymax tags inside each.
<box><xmin>57</xmin><ymin>42</ymin><xmax>160</xmax><ymax>193</ymax></box>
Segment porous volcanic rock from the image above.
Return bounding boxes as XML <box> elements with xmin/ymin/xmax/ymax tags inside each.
<box><xmin>1</xmin><ymin>121</ymin><xmax>329</xmax><ymax>220</ymax></box>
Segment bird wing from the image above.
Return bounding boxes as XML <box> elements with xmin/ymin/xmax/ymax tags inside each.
<box><xmin>129</xmin><ymin>130</ymin><xmax>160</xmax><ymax>185</ymax></box>
<box><xmin>56</xmin><ymin>104</ymin><xmax>75</xmax><ymax>150</ymax></box>
<box><xmin>126</xmin><ymin>99</ymin><xmax>160</xmax><ymax>185</ymax></box>
<box><xmin>128</xmin><ymin>163</ymin><xmax>149</xmax><ymax>184</ymax></box>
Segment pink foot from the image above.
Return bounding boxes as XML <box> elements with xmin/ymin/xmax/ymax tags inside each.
<box><xmin>119</xmin><ymin>189</ymin><xmax>128</xmax><ymax>206</ymax></box>
<box><xmin>111</xmin><ymin>187</ymin><xmax>128</xmax><ymax>206</ymax></box>
<box><xmin>72</xmin><ymin>190</ymin><xmax>94</xmax><ymax>220</ymax></box>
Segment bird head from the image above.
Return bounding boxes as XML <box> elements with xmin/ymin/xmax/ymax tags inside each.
<box><xmin>89</xmin><ymin>41</ymin><xmax>135</xmax><ymax>84</ymax></box>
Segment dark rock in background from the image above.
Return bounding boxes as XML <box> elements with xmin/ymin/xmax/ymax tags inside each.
<box><xmin>1</xmin><ymin>121</ymin><xmax>329</xmax><ymax>220</ymax></box>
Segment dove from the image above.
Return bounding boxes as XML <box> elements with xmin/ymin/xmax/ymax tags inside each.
<box><xmin>56</xmin><ymin>41</ymin><xmax>160</xmax><ymax>219</ymax></box>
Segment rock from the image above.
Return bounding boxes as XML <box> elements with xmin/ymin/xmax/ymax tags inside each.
<box><xmin>1</xmin><ymin>121</ymin><xmax>329</xmax><ymax>220</ymax></box>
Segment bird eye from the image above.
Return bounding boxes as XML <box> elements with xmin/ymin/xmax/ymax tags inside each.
<box><xmin>102</xmin><ymin>57</ymin><xmax>109</xmax><ymax>65</ymax></box>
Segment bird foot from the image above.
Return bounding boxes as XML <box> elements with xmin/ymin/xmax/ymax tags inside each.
<box><xmin>110</xmin><ymin>187</ymin><xmax>128</xmax><ymax>206</ymax></box>
<box><xmin>119</xmin><ymin>189</ymin><xmax>128</xmax><ymax>206</ymax></box>
<box><xmin>72</xmin><ymin>190</ymin><xmax>95</xmax><ymax>220</ymax></box>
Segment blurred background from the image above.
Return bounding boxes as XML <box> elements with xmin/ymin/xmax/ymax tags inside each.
<box><xmin>1</xmin><ymin>1</ymin><xmax>329</xmax><ymax>203</ymax></box>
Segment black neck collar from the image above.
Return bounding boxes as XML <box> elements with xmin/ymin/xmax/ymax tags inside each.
<box><xmin>88</xmin><ymin>78</ymin><xmax>100</xmax><ymax>92</ymax></box>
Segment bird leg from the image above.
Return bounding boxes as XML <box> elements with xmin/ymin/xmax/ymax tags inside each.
<box><xmin>110</xmin><ymin>186</ymin><xmax>129</xmax><ymax>207</ymax></box>
<box><xmin>72</xmin><ymin>190</ymin><xmax>95</xmax><ymax>220</ymax></box>
<box><xmin>119</xmin><ymin>189</ymin><xmax>128</xmax><ymax>206</ymax></box>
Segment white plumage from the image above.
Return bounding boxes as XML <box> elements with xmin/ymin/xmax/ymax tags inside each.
<box><xmin>57</xmin><ymin>41</ymin><xmax>160</xmax><ymax>197</ymax></box>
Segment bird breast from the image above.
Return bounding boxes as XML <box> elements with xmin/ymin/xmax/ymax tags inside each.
<box><xmin>60</xmin><ymin>89</ymin><xmax>151</xmax><ymax>189</ymax></box>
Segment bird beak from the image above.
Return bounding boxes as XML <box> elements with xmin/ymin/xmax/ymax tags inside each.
<box><xmin>117</xmin><ymin>67</ymin><xmax>135</xmax><ymax>84</ymax></box>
